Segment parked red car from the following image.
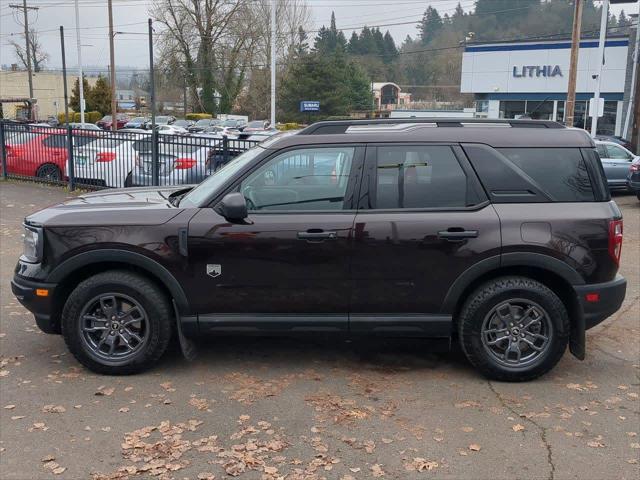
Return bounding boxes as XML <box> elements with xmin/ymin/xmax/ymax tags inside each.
<box><xmin>96</xmin><ymin>114</ymin><xmax>130</xmax><ymax>130</ymax></box>
<box><xmin>5</xmin><ymin>130</ymin><xmax>96</xmax><ymax>180</ymax></box>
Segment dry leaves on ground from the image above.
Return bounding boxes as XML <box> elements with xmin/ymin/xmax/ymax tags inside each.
<box><xmin>405</xmin><ymin>458</ymin><xmax>439</xmax><ymax>472</ymax></box>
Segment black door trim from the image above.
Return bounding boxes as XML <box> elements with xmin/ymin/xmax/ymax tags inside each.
<box><xmin>350</xmin><ymin>314</ymin><xmax>452</xmax><ymax>336</ymax></box>
<box><xmin>197</xmin><ymin>314</ymin><xmax>348</xmax><ymax>334</ymax></box>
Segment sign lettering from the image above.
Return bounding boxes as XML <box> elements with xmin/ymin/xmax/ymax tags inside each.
<box><xmin>512</xmin><ymin>65</ymin><xmax>562</xmax><ymax>78</ymax></box>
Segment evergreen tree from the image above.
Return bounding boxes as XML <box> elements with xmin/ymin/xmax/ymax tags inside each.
<box><xmin>418</xmin><ymin>6</ymin><xmax>443</xmax><ymax>44</ymax></box>
<box><xmin>314</xmin><ymin>12</ymin><xmax>347</xmax><ymax>55</ymax></box>
<box><xmin>348</xmin><ymin>31</ymin><xmax>360</xmax><ymax>55</ymax></box>
<box><xmin>69</xmin><ymin>76</ymin><xmax>92</xmax><ymax>113</ymax></box>
<box><xmin>617</xmin><ymin>10</ymin><xmax>630</xmax><ymax>28</ymax></box>
<box><xmin>382</xmin><ymin>31</ymin><xmax>398</xmax><ymax>64</ymax></box>
<box><xmin>453</xmin><ymin>2</ymin><xmax>465</xmax><ymax>20</ymax></box>
<box><xmin>87</xmin><ymin>75</ymin><xmax>112</xmax><ymax>115</ymax></box>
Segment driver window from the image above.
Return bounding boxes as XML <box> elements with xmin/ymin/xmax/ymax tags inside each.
<box><xmin>607</xmin><ymin>145</ymin><xmax>632</xmax><ymax>161</ymax></box>
<box><xmin>240</xmin><ymin>147</ymin><xmax>355</xmax><ymax>211</ymax></box>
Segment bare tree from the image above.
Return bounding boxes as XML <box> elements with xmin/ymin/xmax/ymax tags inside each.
<box><xmin>151</xmin><ymin>0</ymin><xmax>254</xmax><ymax>114</ymax></box>
<box><xmin>151</xmin><ymin>0</ymin><xmax>310</xmax><ymax>115</ymax></box>
<box><xmin>9</xmin><ymin>28</ymin><xmax>49</xmax><ymax>72</ymax></box>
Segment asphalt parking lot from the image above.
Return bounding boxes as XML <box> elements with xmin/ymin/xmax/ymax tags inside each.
<box><xmin>0</xmin><ymin>180</ymin><xmax>638</xmax><ymax>480</ymax></box>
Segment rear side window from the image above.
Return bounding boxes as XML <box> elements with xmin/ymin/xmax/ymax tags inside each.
<box><xmin>374</xmin><ymin>146</ymin><xmax>471</xmax><ymax>209</ymax></box>
<box><xmin>499</xmin><ymin>148</ymin><xmax>594</xmax><ymax>202</ymax></box>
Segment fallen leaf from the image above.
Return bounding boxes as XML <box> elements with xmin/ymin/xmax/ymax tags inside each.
<box><xmin>371</xmin><ymin>464</ymin><xmax>385</xmax><ymax>477</ymax></box>
<box><xmin>41</xmin><ymin>455</ymin><xmax>55</xmax><ymax>462</ymax></box>
<box><xmin>512</xmin><ymin>424</ymin><xmax>525</xmax><ymax>432</ymax></box>
<box><xmin>4</xmin><ymin>405</ymin><xmax>15</xmax><ymax>410</ymax></box>
<box><xmin>587</xmin><ymin>440</ymin><xmax>606</xmax><ymax>448</ymax></box>
<box><xmin>197</xmin><ymin>473</ymin><xmax>215</xmax><ymax>480</ymax></box>
<box><xmin>469</xmin><ymin>444</ymin><xmax>481</xmax><ymax>451</ymax></box>
<box><xmin>11</xmin><ymin>415</ymin><xmax>25</xmax><ymax>420</ymax></box>
<box><xmin>630</xmin><ymin>442</ymin><xmax>640</xmax><ymax>449</ymax></box>
<box><xmin>95</xmin><ymin>387</ymin><xmax>114</xmax><ymax>396</ymax></box>
<box><xmin>461</xmin><ymin>426</ymin><xmax>474</xmax><ymax>432</ymax></box>
<box><xmin>42</xmin><ymin>405</ymin><xmax>66</xmax><ymax>414</ymax></box>
<box><xmin>118</xmin><ymin>407</ymin><xmax>129</xmax><ymax>413</ymax></box>
<box><xmin>52</xmin><ymin>467</ymin><xmax>66</xmax><ymax>475</ymax></box>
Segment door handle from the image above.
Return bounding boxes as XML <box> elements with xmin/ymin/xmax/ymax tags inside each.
<box><xmin>297</xmin><ymin>230</ymin><xmax>337</xmax><ymax>241</ymax></box>
<box><xmin>438</xmin><ymin>228</ymin><xmax>478</xmax><ymax>241</ymax></box>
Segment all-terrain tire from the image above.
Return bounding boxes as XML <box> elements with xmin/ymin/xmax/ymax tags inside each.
<box><xmin>62</xmin><ymin>270</ymin><xmax>173</xmax><ymax>375</ymax></box>
<box><xmin>458</xmin><ymin>276</ymin><xmax>569</xmax><ymax>382</ymax></box>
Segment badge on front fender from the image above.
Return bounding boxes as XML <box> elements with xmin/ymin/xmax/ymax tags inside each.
<box><xmin>206</xmin><ymin>264</ymin><xmax>222</xmax><ymax>278</ymax></box>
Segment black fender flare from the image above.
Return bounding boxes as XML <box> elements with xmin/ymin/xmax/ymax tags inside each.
<box><xmin>441</xmin><ymin>252</ymin><xmax>585</xmax><ymax>359</ymax></box>
<box><xmin>47</xmin><ymin>249</ymin><xmax>190</xmax><ymax>313</ymax></box>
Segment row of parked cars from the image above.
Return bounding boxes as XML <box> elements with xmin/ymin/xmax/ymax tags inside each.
<box><xmin>3</xmin><ymin>123</ymin><xmax>278</xmax><ymax>188</ymax></box>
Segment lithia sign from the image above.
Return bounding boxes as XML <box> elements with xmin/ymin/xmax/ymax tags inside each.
<box><xmin>512</xmin><ymin>65</ymin><xmax>563</xmax><ymax>78</ymax></box>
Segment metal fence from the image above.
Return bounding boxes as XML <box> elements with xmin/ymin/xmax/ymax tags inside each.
<box><xmin>0</xmin><ymin>121</ymin><xmax>260</xmax><ymax>191</ymax></box>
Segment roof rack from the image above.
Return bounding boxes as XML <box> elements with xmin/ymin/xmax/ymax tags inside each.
<box><xmin>299</xmin><ymin>118</ymin><xmax>565</xmax><ymax>135</ymax></box>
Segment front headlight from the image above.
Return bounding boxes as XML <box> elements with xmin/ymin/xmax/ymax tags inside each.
<box><xmin>22</xmin><ymin>225</ymin><xmax>43</xmax><ymax>263</ymax></box>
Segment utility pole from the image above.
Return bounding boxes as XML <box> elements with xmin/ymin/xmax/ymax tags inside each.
<box><xmin>108</xmin><ymin>0</ymin><xmax>118</xmax><ymax>130</ymax></box>
<box><xmin>623</xmin><ymin>18</ymin><xmax>639</xmax><ymax>141</ymax></box>
<box><xmin>74</xmin><ymin>0</ymin><xmax>85</xmax><ymax>124</ymax></box>
<box><xmin>565</xmin><ymin>0</ymin><xmax>583</xmax><ymax>127</ymax></box>
<box><xmin>9</xmin><ymin>1</ymin><xmax>39</xmax><ymax>105</ymax></box>
<box><xmin>590</xmin><ymin>0</ymin><xmax>609</xmax><ymax>136</ymax></box>
<box><xmin>270</xmin><ymin>0</ymin><xmax>276</xmax><ymax>127</ymax></box>
<box><xmin>60</xmin><ymin>26</ymin><xmax>75</xmax><ymax>191</ymax></box>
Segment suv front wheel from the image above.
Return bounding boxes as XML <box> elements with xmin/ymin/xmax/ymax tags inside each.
<box><xmin>458</xmin><ymin>276</ymin><xmax>569</xmax><ymax>382</ymax></box>
<box><xmin>62</xmin><ymin>271</ymin><xmax>173</xmax><ymax>375</ymax></box>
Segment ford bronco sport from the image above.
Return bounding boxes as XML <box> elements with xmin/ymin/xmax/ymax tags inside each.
<box><xmin>12</xmin><ymin>119</ymin><xmax>627</xmax><ymax>381</ymax></box>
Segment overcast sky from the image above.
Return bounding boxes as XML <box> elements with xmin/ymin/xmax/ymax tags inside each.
<box><xmin>1</xmin><ymin>0</ymin><xmax>637</xmax><ymax>72</ymax></box>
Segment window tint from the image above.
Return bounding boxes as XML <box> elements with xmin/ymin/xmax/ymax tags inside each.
<box><xmin>606</xmin><ymin>144</ymin><xmax>632</xmax><ymax>161</ymax></box>
<box><xmin>374</xmin><ymin>146</ymin><xmax>469</xmax><ymax>209</ymax></box>
<box><xmin>240</xmin><ymin>147</ymin><xmax>355</xmax><ymax>211</ymax></box>
<box><xmin>499</xmin><ymin>148</ymin><xmax>594</xmax><ymax>201</ymax></box>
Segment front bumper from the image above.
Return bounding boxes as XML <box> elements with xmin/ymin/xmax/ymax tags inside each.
<box><xmin>11</xmin><ymin>274</ymin><xmax>60</xmax><ymax>334</ymax></box>
<box><xmin>575</xmin><ymin>274</ymin><xmax>627</xmax><ymax>330</ymax></box>
<box><xmin>627</xmin><ymin>178</ymin><xmax>640</xmax><ymax>193</ymax></box>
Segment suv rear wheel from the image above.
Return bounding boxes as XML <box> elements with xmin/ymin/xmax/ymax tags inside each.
<box><xmin>62</xmin><ymin>271</ymin><xmax>172</xmax><ymax>375</ymax></box>
<box><xmin>458</xmin><ymin>276</ymin><xmax>569</xmax><ymax>382</ymax></box>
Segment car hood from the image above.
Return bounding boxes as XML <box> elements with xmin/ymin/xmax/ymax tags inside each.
<box><xmin>26</xmin><ymin>185</ymin><xmax>194</xmax><ymax>227</ymax></box>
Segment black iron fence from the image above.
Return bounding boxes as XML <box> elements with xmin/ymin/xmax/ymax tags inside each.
<box><xmin>0</xmin><ymin>121</ymin><xmax>260</xmax><ymax>190</ymax></box>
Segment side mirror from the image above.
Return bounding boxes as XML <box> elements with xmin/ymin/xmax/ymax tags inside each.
<box><xmin>215</xmin><ymin>192</ymin><xmax>248</xmax><ymax>222</ymax></box>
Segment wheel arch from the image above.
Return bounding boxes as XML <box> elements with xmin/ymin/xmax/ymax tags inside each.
<box><xmin>442</xmin><ymin>253</ymin><xmax>585</xmax><ymax>359</ymax></box>
<box><xmin>47</xmin><ymin>250</ymin><xmax>190</xmax><ymax>330</ymax></box>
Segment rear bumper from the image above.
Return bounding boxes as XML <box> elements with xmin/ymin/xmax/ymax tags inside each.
<box><xmin>11</xmin><ymin>275</ymin><xmax>60</xmax><ymax>334</ymax></box>
<box><xmin>575</xmin><ymin>274</ymin><xmax>627</xmax><ymax>330</ymax></box>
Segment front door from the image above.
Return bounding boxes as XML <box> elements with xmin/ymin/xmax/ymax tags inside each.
<box><xmin>350</xmin><ymin>144</ymin><xmax>501</xmax><ymax>335</ymax></box>
<box><xmin>186</xmin><ymin>145</ymin><xmax>364</xmax><ymax>332</ymax></box>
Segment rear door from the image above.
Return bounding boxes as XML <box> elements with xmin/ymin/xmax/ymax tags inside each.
<box><xmin>350</xmin><ymin>144</ymin><xmax>501</xmax><ymax>335</ymax></box>
<box><xmin>186</xmin><ymin>144</ymin><xmax>364</xmax><ymax>332</ymax></box>
<box><xmin>600</xmin><ymin>143</ymin><xmax>635</xmax><ymax>187</ymax></box>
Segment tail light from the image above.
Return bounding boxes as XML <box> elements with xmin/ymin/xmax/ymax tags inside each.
<box><xmin>631</xmin><ymin>163</ymin><xmax>640</xmax><ymax>172</ymax></box>
<box><xmin>174</xmin><ymin>158</ymin><xmax>197</xmax><ymax>170</ymax></box>
<box><xmin>608</xmin><ymin>219</ymin><xmax>623</xmax><ymax>265</ymax></box>
<box><xmin>96</xmin><ymin>152</ymin><xmax>116</xmax><ymax>163</ymax></box>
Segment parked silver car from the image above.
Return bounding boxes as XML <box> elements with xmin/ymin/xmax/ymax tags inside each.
<box><xmin>595</xmin><ymin>141</ymin><xmax>639</xmax><ymax>191</ymax></box>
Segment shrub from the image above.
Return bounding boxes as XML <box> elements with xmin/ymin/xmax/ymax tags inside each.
<box><xmin>185</xmin><ymin>113</ymin><xmax>212</xmax><ymax>121</ymax></box>
<box><xmin>58</xmin><ymin>111</ymin><xmax>74</xmax><ymax>124</ymax></box>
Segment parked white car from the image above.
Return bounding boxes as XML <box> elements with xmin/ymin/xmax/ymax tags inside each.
<box><xmin>157</xmin><ymin>124</ymin><xmax>188</xmax><ymax>135</ymax></box>
<box><xmin>70</xmin><ymin>134</ymin><xmax>151</xmax><ymax>187</ymax></box>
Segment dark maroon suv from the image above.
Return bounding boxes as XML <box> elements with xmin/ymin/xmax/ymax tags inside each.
<box><xmin>11</xmin><ymin>119</ymin><xmax>627</xmax><ymax>381</ymax></box>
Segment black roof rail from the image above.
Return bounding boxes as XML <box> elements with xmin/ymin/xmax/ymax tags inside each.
<box><xmin>298</xmin><ymin>118</ymin><xmax>565</xmax><ymax>135</ymax></box>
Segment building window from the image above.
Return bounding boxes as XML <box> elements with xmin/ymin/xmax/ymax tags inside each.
<box><xmin>500</xmin><ymin>101</ymin><xmax>526</xmax><ymax>119</ymax></box>
<box><xmin>476</xmin><ymin>100</ymin><xmax>489</xmax><ymax>113</ymax></box>
<box><xmin>526</xmin><ymin>101</ymin><xmax>553</xmax><ymax>120</ymax></box>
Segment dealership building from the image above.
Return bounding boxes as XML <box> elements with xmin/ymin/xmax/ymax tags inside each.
<box><xmin>461</xmin><ymin>35</ymin><xmax>632</xmax><ymax>136</ymax></box>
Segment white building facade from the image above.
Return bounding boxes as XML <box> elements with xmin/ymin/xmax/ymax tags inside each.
<box><xmin>460</xmin><ymin>36</ymin><xmax>630</xmax><ymax>135</ymax></box>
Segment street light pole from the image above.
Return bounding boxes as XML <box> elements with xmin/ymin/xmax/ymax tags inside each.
<box><xmin>590</xmin><ymin>0</ymin><xmax>609</xmax><ymax>136</ymax></box>
<box><xmin>74</xmin><ymin>0</ymin><xmax>85</xmax><ymax>124</ymax></box>
<box><xmin>108</xmin><ymin>0</ymin><xmax>118</xmax><ymax>130</ymax></box>
<box><xmin>270</xmin><ymin>0</ymin><xmax>276</xmax><ymax>127</ymax></box>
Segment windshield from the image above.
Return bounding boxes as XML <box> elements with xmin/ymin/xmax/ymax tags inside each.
<box><xmin>222</xmin><ymin>120</ymin><xmax>238</xmax><ymax>127</ymax></box>
<box><xmin>130</xmin><ymin>117</ymin><xmax>147</xmax><ymax>122</ymax></box>
<box><xmin>101</xmin><ymin>115</ymin><xmax>112</xmax><ymax>121</ymax></box>
<box><xmin>180</xmin><ymin>146</ymin><xmax>265</xmax><ymax>207</ymax></box>
<box><xmin>247</xmin><ymin>121</ymin><xmax>265</xmax><ymax>128</ymax></box>
<box><xmin>195</xmin><ymin>119</ymin><xmax>212</xmax><ymax>126</ymax></box>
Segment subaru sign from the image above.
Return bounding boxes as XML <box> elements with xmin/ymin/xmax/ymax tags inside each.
<box><xmin>300</xmin><ymin>100</ymin><xmax>320</xmax><ymax>112</ymax></box>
